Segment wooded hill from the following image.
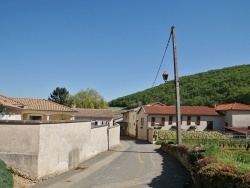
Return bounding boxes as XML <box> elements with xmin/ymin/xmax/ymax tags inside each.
<box><xmin>109</xmin><ymin>64</ymin><xmax>250</xmax><ymax>108</ymax></box>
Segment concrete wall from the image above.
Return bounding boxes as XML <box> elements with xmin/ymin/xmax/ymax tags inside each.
<box><xmin>0</xmin><ymin>121</ymin><xmax>120</xmax><ymax>180</ymax></box>
<box><xmin>148</xmin><ymin>128</ymin><xmax>155</xmax><ymax>144</ymax></box>
<box><xmin>127</xmin><ymin>111</ymin><xmax>136</xmax><ymax>137</ymax></box>
<box><xmin>108</xmin><ymin>125</ymin><xmax>121</xmax><ymax>149</ymax></box>
<box><xmin>137</xmin><ymin>110</ymin><xmax>148</xmax><ymax>140</ymax></box>
<box><xmin>0</xmin><ymin>124</ymin><xmax>39</xmax><ymax>178</ymax></box>
<box><xmin>229</xmin><ymin>111</ymin><xmax>250</xmax><ymax>127</ymax></box>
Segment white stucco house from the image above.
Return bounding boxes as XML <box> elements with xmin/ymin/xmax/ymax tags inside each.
<box><xmin>74</xmin><ymin>108</ymin><xmax>114</xmax><ymax>127</ymax></box>
<box><xmin>136</xmin><ymin>105</ymin><xmax>224</xmax><ymax>140</ymax></box>
<box><xmin>0</xmin><ymin>94</ymin><xmax>77</xmax><ymax>121</ymax></box>
<box><xmin>122</xmin><ymin>107</ymin><xmax>140</xmax><ymax>137</ymax></box>
<box><xmin>216</xmin><ymin>103</ymin><xmax>250</xmax><ymax>134</ymax></box>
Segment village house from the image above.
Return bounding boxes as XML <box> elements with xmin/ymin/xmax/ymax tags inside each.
<box><xmin>216</xmin><ymin>103</ymin><xmax>250</xmax><ymax>134</ymax></box>
<box><xmin>121</xmin><ymin>102</ymin><xmax>250</xmax><ymax>141</ymax></box>
<box><xmin>0</xmin><ymin>94</ymin><xmax>76</xmax><ymax>121</ymax></box>
<box><xmin>137</xmin><ymin>105</ymin><xmax>224</xmax><ymax>140</ymax></box>
<box><xmin>74</xmin><ymin>108</ymin><xmax>114</xmax><ymax>126</ymax></box>
<box><xmin>121</xmin><ymin>102</ymin><xmax>165</xmax><ymax>137</ymax></box>
<box><xmin>121</xmin><ymin>107</ymin><xmax>139</xmax><ymax>137</ymax></box>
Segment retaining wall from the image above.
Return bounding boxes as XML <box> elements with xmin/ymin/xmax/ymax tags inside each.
<box><xmin>0</xmin><ymin>121</ymin><xmax>120</xmax><ymax>180</ymax></box>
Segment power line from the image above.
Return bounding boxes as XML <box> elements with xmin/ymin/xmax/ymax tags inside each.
<box><xmin>151</xmin><ymin>31</ymin><xmax>172</xmax><ymax>88</ymax></box>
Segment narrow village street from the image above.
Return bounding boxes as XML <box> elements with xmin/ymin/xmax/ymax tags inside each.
<box><xmin>34</xmin><ymin>137</ymin><xmax>194</xmax><ymax>188</ymax></box>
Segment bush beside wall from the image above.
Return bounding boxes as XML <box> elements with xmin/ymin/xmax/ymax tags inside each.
<box><xmin>0</xmin><ymin>159</ymin><xmax>13</xmax><ymax>188</ymax></box>
<box><xmin>161</xmin><ymin>142</ymin><xmax>250</xmax><ymax>188</ymax></box>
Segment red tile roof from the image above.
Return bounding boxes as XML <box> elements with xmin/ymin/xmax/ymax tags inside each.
<box><xmin>11</xmin><ymin>98</ymin><xmax>76</xmax><ymax>112</ymax></box>
<box><xmin>216</xmin><ymin>103</ymin><xmax>250</xmax><ymax>111</ymax></box>
<box><xmin>0</xmin><ymin>95</ymin><xmax>25</xmax><ymax>109</ymax></box>
<box><xmin>142</xmin><ymin>105</ymin><xmax>219</xmax><ymax>115</ymax></box>
<box><xmin>225</xmin><ymin>127</ymin><xmax>250</xmax><ymax>134</ymax></box>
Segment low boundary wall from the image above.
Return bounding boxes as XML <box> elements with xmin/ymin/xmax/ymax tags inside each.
<box><xmin>0</xmin><ymin>120</ymin><xmax>120</xmax><ymax>180</ymax></box>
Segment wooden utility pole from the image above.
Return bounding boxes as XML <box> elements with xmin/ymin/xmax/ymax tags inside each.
<box><xmin>171</xmin><ymin>26</ymin><xmax>182</xmax><ymax>144</ymax></box>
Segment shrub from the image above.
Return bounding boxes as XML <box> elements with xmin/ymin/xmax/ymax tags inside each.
<box><xmin>0</xmin><ymin>160</ymin><xmax>13</xmax><ymax>188</ymax></box>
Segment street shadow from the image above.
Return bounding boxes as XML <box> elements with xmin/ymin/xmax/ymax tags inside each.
<box><xmin>120</xmin><ymin>136</ymin><xmax>152</xmax><ymax>145</ymax></box>
<box><xmin>147</xmin><ymin>148</ymin><xmax>194</xmax><ymax>188</ymax></box>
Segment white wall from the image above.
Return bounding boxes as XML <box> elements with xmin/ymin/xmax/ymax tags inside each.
<box><xmin>0</xmin><ymin>110</ymin><xmax>21</xmax><ymax>120</ymax></box>
<box><xmin>148</xmin><ymin>128</ymin><xmax>155</xmax><ymax>144</ymax></box>
<box><xmin>231</xmin><ymin>111</ymin><xmax>250</xmax><ymax>127</ymax></box>
<box><xmin>136</xmin><ymin>110</ymin><xmax>148</xmax><ymax>140</ymax></box>
<box><xmin>109</xmin><ymin>125</ymin><xmax>120</xmax><ymax>149</ymax></box>
<box><xmin>128</xmin><ymin>111</ymin><xmax>136</xmax><ymax>137</ymax></box>
<box><xmin>0</xmin><ymin>122</ymin><xmax>120</xmax><ymax>180</ymax></box>
<box><xmin>0</xmin><ymin>124</ymin><xmax>39</xmax><ymax>179</ymax></box>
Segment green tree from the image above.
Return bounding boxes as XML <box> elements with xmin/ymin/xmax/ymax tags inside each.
<box><xmin>48</xmin><ymin>87</ymin><xmax>69</xmax><ymax>105</ymax></box>
<box><xmin>108</xmin><ymin>64</ymin><xmax>250</xmax><ymax>107</ymax></box>
<box><xmin>68</xmin><ymin>88</ymin><xmax>108</xmax><ymax>109</ymax></box>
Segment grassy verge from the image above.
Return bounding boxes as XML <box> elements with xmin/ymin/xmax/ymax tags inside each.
<box><xmin>204</xmin><ymin>144</ymin><xmax>250</xmax><ymax>174</ymax></box>
<box><xmin>0</xmin><ymin>160</ymin><xmax>13</xmax><ymax>188</ymax></box>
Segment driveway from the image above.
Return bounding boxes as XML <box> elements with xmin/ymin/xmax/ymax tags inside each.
<box><xmin>33</xmin><ymin>137</ymin><xmax>194</xmax><ymax>188</ymax></box>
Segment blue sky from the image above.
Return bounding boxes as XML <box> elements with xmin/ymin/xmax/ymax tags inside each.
<box><xmin>1</xmin><ymin>1</ymin><xmax>249</xmax><ymax>102</ymax></box>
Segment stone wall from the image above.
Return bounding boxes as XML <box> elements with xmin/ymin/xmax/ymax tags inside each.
<box><xmin>0</xmin><ymin>121</ymin><xmax>120</xmax><ymax>180</ymax></box>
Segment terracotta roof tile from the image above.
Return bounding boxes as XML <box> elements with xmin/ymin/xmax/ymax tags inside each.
<box><xmin>11</xmin><ymin>98</ymin><xmax>76</xmax><ymax>112</ymax></box>
<box><xmin>225</xmin><ymin>127</ymin><xmax>250</xmax><ymax>134</ymax></box>
<box><xmin>216</xmin><ymin>103</ymin><xmax>250</xmax><ymax>111</ymax></box>
<box><xmin>0</xmin><ymin>95</ymin><xmax>25</xmax><ymax>109</ymax></box>
<box><xmin>75</xmin><ymin>108</ymin><xmax>113</xmax><ymax>120</ymax></box>
<box><xmin>142</xmin><ymin>105</ymin><xmax>219</xmax><ymax>115</ymax></box>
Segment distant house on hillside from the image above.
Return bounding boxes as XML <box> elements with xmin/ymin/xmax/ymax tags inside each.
<box><xmin>75</xmin><ymin>108</ymin><xmax>114</xmax><ymax>126</ymax></box>
<box><xmin>0</xmin><ymin>94</ymin><xmax>76</xmax><ymax>121</ymax></box>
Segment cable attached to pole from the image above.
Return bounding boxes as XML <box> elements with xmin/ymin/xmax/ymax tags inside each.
<box><xmin>151</xmin><ymin>31</ymin><xmax>172</xmax><ymax>88</ymax></box>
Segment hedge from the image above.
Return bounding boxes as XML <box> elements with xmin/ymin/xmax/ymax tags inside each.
<box><xmin>161</xmin><ymin>142</ymin><xmax>250</xmax><ymax>188</ymax></box>
<box><xmin>0</xmin><ymin>160</ymin><xmax>13</xmax><ymax>188</ymax></box>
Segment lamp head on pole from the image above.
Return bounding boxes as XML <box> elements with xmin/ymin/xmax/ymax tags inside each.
<box><xmin>162</xmin><ymin>71</ymin><xmax>169</xmax><ymax>82</ymax></box>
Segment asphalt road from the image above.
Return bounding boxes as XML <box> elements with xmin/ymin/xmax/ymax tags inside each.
<box><xmin>33</xmin><ymin>137</ymin><xmax>194</xmax><ymax>188</ymax></box>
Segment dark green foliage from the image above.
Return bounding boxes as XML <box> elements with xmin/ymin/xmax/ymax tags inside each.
<box><xmin>48</xmin><ymin>87</ymin><xmax>69</xmax><ymax>105</ymax></box>
<box><xmin>0</xmin><ymin>160</ymin><xmax>13</xmax><ymax>188</ymax></box>
<box><xmin>109</xmin><ymin>64</ymin><xmax>250</xmax><ymax>107</ymax></box>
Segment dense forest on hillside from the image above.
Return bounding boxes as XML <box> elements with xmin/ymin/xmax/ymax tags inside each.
<box><xmin>109</xmin><ymin>64</ymin><xmax>250</xmax><ymax>108</ymax></box>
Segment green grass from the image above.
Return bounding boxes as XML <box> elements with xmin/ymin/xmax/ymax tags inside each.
<box><xmin>203</xmin><ymin>145</ymin><xmax>250</xmax><ymax>174</ymax></box>
<box><xmin>0</xmin><ymin>160</ymin><xmax>13</xmax><ymax>188</ymax></box>
<box><xmin>158</xmin><ymin>138</ymin><xmax>250</xmax><ymax>174</ymax></box>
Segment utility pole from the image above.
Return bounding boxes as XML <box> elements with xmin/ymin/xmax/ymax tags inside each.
<box><xmin>171</xmin><ymin>26</ymin><xmax>182</xmax><ymax>144</ymax></box>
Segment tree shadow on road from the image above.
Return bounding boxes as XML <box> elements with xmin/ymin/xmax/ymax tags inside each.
<box><xmin>147</xmin><ymin>148</ymin><xmax>194</xmax><ymax>188</ymax></box>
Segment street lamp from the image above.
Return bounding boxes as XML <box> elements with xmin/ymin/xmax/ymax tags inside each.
<box><xmin>162</xmin><ymin>26</ymin><xmax>182</xmax><ymax>144</ymax></box>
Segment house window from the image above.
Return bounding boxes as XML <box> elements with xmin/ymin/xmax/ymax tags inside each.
<box><xmin>141</xmin><ymin>118</ymin><xmax>144</xmax><ymax>126</ymax></box>
<box><xmin>187</xmin><ymin>116</ymin><xmax>191</xmax><ymax>125</ymax></box>
<box><xmin>196</xmin><ymin>116</ymin><xmax>200</xmax><ymax>125</ymax></box>
<box><xmin>181</xmin><ymin>116</ymin><xmax>183</xmax><ymax>125</ymax></box>
<box><xmin>29</xmin><ymin>115</ymin><xmax>42</xmax><ymax>120</ymax></box>
<box><xmin>151</xmin><ymin>117</ymin><xmax>155</xmax><ymax>126</ymax></box>
<box><xmin>169</xmin><ymin>116</ymin><xmax>173</xmax><ymax>125</ymax></box>
<box><xmin>133</xmin><ymin>115</ymin><xmax>135</xmax><ymax>120</ymax></box>
<box><xmin>161</xmin><ymin>117</ymin><xmax>165</xmax><ymax>126</ymax></box>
